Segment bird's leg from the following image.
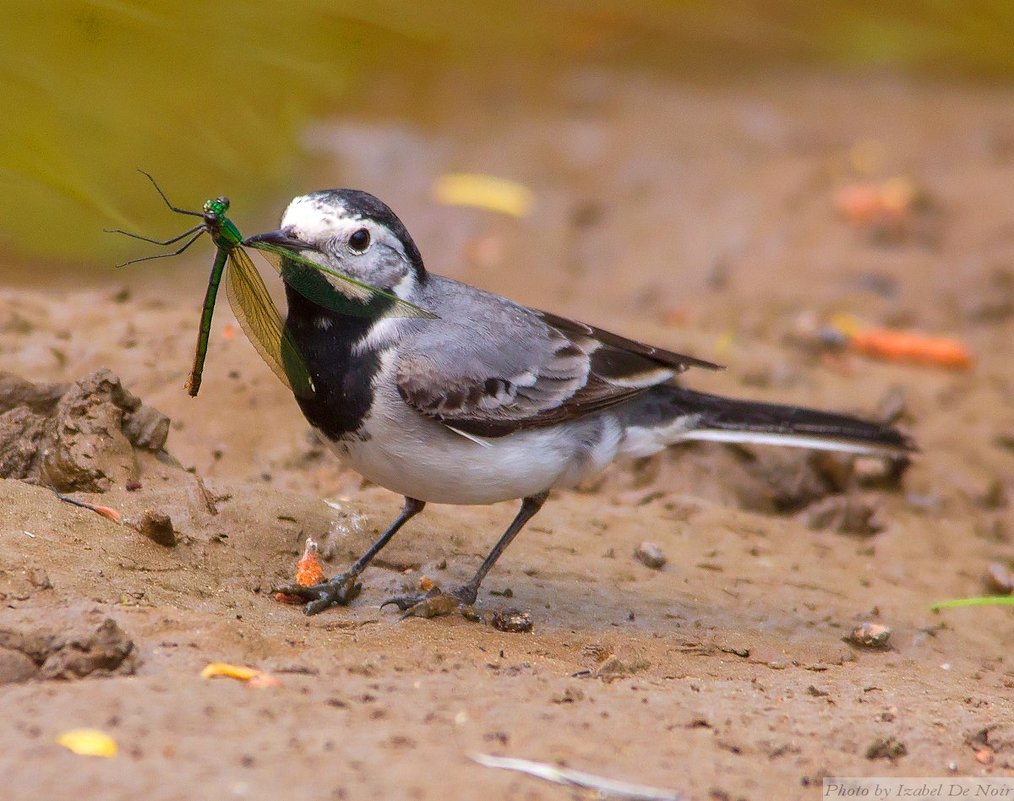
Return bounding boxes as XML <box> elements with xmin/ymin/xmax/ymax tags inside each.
<box><xmin>383</xmin><ymin>491</ymin><xmax>549</xmax><ymax>619</ymax></box>
<box><xmin>275</xmin><ymin>497</ymin><xmax>425</xmax><ymax>616</ymax></box>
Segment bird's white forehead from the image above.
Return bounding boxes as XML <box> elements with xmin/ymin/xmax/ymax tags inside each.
<box><xmin>281</xmin><ymin>195</ymin><xmax>360</xmax><ymax>241</ymax></box>
<box><xmin>279</xmin><ymin>194</ymin><xmax>410</xmax><ymax>267</ymax></box>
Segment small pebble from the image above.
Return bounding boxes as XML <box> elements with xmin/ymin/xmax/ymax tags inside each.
<box><xmin>977</xmin><ymin>478</ymin><xmax>1007</xmax><ymax>510</ymax></box>
<box><xmin>852</xmin><ymin>456</ymin><xmax>908</xmax><ymax>489</ymax></box>
<box><xmin>875</xmin><ymin>386</ymin><xmax>908</xmax><ymax>424</ymax></box>
<box><xmin>634</xmin><ymin>541</ymin><xmax>667</xmax><ymax>570</ymax></box>
<box><xmin>847</xmin><ymin>622</ymin><xmax>891</xmax><ymax>649</ymax></box>
<box><xmin>985</xmin><ymin>562</ymin><xmax>1014</xmax><ymax>594</ymax></box>
<box><xmin>491</xmin><ymin>607</ymin><xmax>533</xmax><ymax>633</ymax></box>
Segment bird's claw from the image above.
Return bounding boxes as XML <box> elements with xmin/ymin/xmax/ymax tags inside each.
<box><xmin>273</xmin><ymin>572</ymin><xmax>362</xmax><ymax>616</ymax></box>
<box><xmin>381</xmin><ymin>585</ymin><xmax>479</xmax><ymax>619</ymax></box>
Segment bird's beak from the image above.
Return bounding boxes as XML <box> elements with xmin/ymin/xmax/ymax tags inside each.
<box><xmin>244</xmin><ymin>229</ymin><xmax>318</xmax><ymax>252</ymax></box>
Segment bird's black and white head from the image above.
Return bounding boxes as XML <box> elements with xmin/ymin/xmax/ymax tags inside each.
<box><xmin>249</xmin><ymin>189</ymin><xmax>426</xmax><ymax>301</ymax></box>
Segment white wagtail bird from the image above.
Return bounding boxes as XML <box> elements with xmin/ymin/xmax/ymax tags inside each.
<box><xmin>246</xmin><ymin>190</ymin><xmax>916</xmax><ymax>618</ymax></box>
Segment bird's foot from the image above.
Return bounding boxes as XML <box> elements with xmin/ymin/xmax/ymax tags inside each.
<box><xmin>273</xmin><ymin>571</ymin><xmax>362</xmax><ymax>616</ymax></box>
<box><xmin>381</xmin><ymin>584</ymin><xmax>479</xmax><ymax>619</ymax></box>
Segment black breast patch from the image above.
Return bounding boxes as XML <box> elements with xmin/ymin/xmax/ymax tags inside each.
<box><xmin>282</xmin><ymin>274</ymin><xmax>390</xmax><ymax>441</ymax></box>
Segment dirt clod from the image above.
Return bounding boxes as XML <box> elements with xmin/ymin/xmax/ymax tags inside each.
<box><xmin>132</xmin><ymin>509</ymin><xmax>177</xmax><ymax>547</ymax></box>
<box><xmin>805</xmin><ymin>495</ymin><xmax>884</xmax><ymax>536</ymax></box>
<box><xmin>0</xmin><ymin>369</ymin><xmax>170</xmax><ymax>491</ymax></box>
<box><xmin>25</xmin><ymin>568</ymin><xmax>51</xmax><ymax>590</ymax></box>
<box><xmin>551</xmin><ymin>686</ymin><xmax>585</xmax><ymax>703</ymax></box>
<box><xmin>0</xmin><ymin>647</ymin><xmax>38</xmax><ymax>684</ymax></box>
<box><xmin>865</xmin><ymin>736</ymin><xmax>908</xmax><ymax>761</ymax></box>
<box><xmin>0</xmin><ymin>617</ymin><xmax>137</xmax><ymax>680</ymax></box>
<box><xmin>40</xmin><ymin>618</ymin><xmax>138</xmax><ymax>679</ymax></box>
<box><xmin>733</xmin><ymin>449</ymin><xmax>860</xmax><ymax>514</ymax></box>
<box><xmin>593</xmin><ymin>655</ymin><xmax>651</xmax><ymax>681</ymax></box>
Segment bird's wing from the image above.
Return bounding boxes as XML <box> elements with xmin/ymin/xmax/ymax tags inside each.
<box><xmin>395</xmin><ymin>286</ymin><xmax>720</xmax><ymax>437</ymax></box>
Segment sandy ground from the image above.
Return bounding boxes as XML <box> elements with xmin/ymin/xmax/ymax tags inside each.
<box><xmin>1</xmin><ymin>70</ymin><xmax>1013</xmax><ymax>800</ymax></box>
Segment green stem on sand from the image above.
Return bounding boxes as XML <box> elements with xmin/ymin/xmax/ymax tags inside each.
<box><xmin>930</xmin><ymin>596</ymin><xmax>1014</xmax><ymax>610</ymax></box>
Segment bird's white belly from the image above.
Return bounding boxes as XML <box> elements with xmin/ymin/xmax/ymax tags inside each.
<box><xmin>337</xmin><ymin>424</ymin><xmax>568</xmax><ymax>504</ymax></box>
<box><xmin>323</xmin><ymin>393</ymin><xmax>622</xmax><ymax>505</ymax></box>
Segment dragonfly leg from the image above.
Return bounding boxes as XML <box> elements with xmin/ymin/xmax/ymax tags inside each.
<box><xmin>137</xmin><ymin>170</ymin><xmax>204</xmax><ymax>217</ymax></box>
<box><xmin>105</xmin><ymin>223</ymin><xmax>204</xmax><ymax>247</ymax></box>
<box><xmin>114</xmin><ymin>230</ymin><xmax>206</xmax><ymax>267</ymax></box>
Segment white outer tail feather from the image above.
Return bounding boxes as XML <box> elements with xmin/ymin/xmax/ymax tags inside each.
<box><xmin>677</xmin><ymin>428</ymin><xmax>909</xmax><ymax>457</ymax></box>
<box><xmin>618</xmin><ymin>413</ymin><xmax>910</xmax><ymax>461</ymax></box>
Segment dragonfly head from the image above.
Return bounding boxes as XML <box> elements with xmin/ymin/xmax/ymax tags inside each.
<box><xmin>202</xmin><ymin>196</ymin><xmax>230</xmax><ymax>223</ymax></box>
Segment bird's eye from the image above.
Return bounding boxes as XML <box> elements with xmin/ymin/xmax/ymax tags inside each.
<box><xmin>348</xmin><ymin>228</ymin><xmax>371</xmax><ymax>253</ymax></box>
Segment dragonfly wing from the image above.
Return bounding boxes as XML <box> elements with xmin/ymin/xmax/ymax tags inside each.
<box><xmin>224</xmin><ymin>246</ymin><xmax>315</xmax><ymax>399</ymax></box>
<box><xmin>247</xmin><ymin>241</ymin><xmax>437</xmax><ymax>320</ymax></box>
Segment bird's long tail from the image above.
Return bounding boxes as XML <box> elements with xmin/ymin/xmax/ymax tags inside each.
<box><xmin>618</xmin><ymin>386</ymin><xmax>916</xmax><ymax>459</ymax></box>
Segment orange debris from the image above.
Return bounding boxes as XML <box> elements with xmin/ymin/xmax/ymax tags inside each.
<box><xmin>91</xmin><ymin>505</ymin><xmax>122</xmax><ymax>523</ymax></box>
<box><xmin>295</xmin><ymin>538</ymin><xmax>325</xmax><ymax>586</ymax></box>
<box><xmin>834</xmin><ymin>177</ymin><xmax>918</xmax><ymax>228</ymax></box>
<box><xmin>274</xmin><ymin>538</ymin><xmax>325</xmax><ymax>604</ymax></box>
<box><xmin>848</xmin><ymin>328</ymin><xmax>973</xmax><ymax>369</ymax></box>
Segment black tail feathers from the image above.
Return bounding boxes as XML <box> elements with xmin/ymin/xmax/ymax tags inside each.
<box><xmin>633</xmin><ymin>386</ymin><xmax>916</xmax><ymax>455</ymax></box>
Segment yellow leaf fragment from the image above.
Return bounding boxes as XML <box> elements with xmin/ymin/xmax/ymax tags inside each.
<box><xmin>201</xmin><ymin>661</ymin><xmax>281</xmax><ymax>686</ymax></box>
<box><xmin>433</xmin><ymin>173</ymin><xmax>534</xmax><ymax>218</ymax></box>
<box><xmin>56</xmin><ymin>728</ymin><xmax>118</xmax><ymax>758</ymax></box>
<box><xmin>201</xmin><ymin>662</ymin><xmax>260</xmax><ymax>681</ymax></box>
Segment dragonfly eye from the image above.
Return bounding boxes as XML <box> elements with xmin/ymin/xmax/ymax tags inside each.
<box><xmin>348</xmin><ymin>228</ymin><xmax>371</xmax><ymax>253</ymax></box>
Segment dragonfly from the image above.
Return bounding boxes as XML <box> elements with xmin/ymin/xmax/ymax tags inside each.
<box><xmin>109</xmin><ymin>172</ymin><xmax>435</xmax><ymax>397</ymax></box>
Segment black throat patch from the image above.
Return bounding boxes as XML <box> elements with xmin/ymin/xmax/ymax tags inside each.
<box><xmin>281</xmin><ymin>260</ymin><xmax>394</xmax><ymax>440</ymax></box>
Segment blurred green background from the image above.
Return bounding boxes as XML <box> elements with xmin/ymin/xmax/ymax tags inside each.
<box><xmin>2</xmin><ymin>0</ymin><xmax>1013</xmax><ymax>269</ymax></box>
